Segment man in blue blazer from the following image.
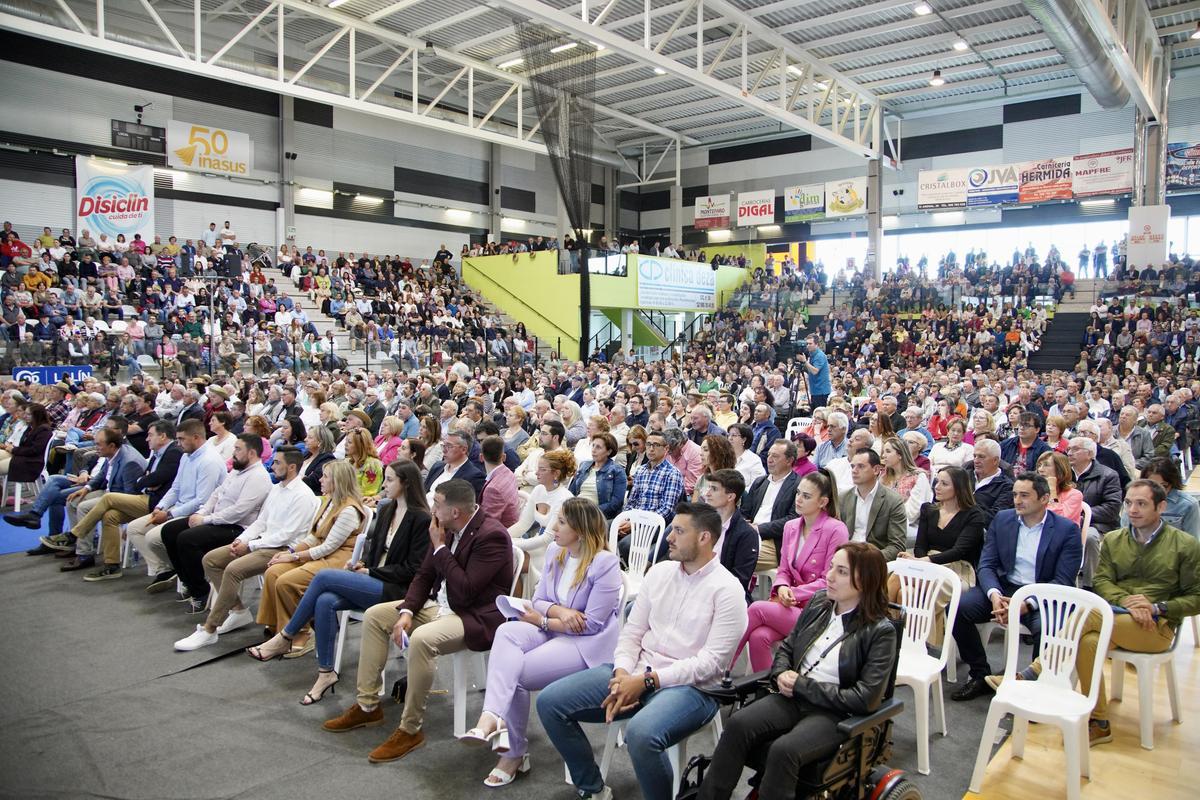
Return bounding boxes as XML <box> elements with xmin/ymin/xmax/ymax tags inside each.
<box><xmin>951</xmin><ymin>471</ymin><xmax>1082</xmax><ymax>701</ymax></box>
<box><xmin>703</xmin><ymin>468</ymin><xmax>759</xmax><ymax>603</ymax></box>
<box><xmin>424</xmin><ymin>430</ymin><xmax>485</xmax><ymax>501</ymax></box>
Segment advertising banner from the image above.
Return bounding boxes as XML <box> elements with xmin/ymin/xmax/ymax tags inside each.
<box><xmin>167</xmin><ymin>120</ymin><xmax>252</xmax><ymax>176</ymax></box>
<box><xmin>12</xmin><ymin>365</ymin><xmax>93</xmax><ymax>384</ymax></box>
<box><xmin>75</xmin><ymin>156</ymin><xmax>155</xmax><ymax>243</ymax></box>
<box><xmin>1167</xmin><ymin>142</ymin><xmax>1200</xmax><ymax>190</ymax></box>
<box><xmin>824</xmin><ymin>177</ymin><xmax>867</xmax><ymax>217</ymax></box>
<box><xmin>966</xmin><ymin>164</ymin><xmax>1020</xmax><ymax>206</ymax></box>
<box><xmin>1127</xmin><ymin>205</ymin><xmax>1170</xmax><ymax>267</ymax></box>
<box><xmin>634</xmin><ymin>255</ymin><xmax>717</xmax><ymax>311</ymax></box>
<box><xmin>736</xmin><ymin>189</ymin><xmax>776</xmax><ymax>227</ymax></box>
<box><xmin>1018</xmin><ymin>157</ymin><xmax>1073</xmax><ymax>203</ymax></box>
<box><xmin>1072</xmin><ymin>149</ymin><xmax>1133</xmax><ymax>197</ymax></box>
<box><xmin>693</xmin><ymin>194</ymin><xmax>730</xmax><ymax>230</ymax></box>
<box><xmin>783</xmin><ymin>184</ymin><xmax>825</xmax><ymax>222</ymax></box>
<box><xmin>916</xmin><ymin>168</ymin><xmax>968</xmax><ymax>209</ymax></box>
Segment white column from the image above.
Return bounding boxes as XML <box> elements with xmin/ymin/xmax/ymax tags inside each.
<box><xmin>621</xmin><ymin>307</ymin><xmax>634</xmax><ymax>356</ymax></box>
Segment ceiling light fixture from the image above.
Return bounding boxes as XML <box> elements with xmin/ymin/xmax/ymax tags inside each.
<box><xmin>498</xmin><ymin>57</ymin><xmax>524</xmax><ymax>69</ymax></box>
<box><xmin>653</xmin><ymin>67</ymin><xmax>667</xmax><ymax>75</ymax></box>
<box><xmin>1192</xmin><ymin>22</ymin><xmax>1200</xmax><ymax>40</ymax></box>
<box><xmin>550</xmin><ymin>42</ymin><xmax>578</xmax><ymax>53</ymax></box>
<box><xmin>914</xmin><ymin>2</ymin><xmax>932</xmax><ymax>16</ymax></box>
<box><xmin>953</xmin><ymin>40</ymin><xmax>969</xmax><ymax>51</ymax></box>
<box><xmin>929</xmin><ymin>68</ymin><xmax>945</xmax><ymax>87</ymax></box>
<box><xmin>328</xmin><ymin>0</ymin><xmax>350</xmax><ymax>8</ymax></box>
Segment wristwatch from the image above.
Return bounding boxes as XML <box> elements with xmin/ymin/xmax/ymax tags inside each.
<box><xmin>1154</xmin><ymin>601</ymin><xmax>1168</xmax><ymax>617</ymax></box>
<box><xmin>643</xmin><ymin>673</ymin><xmax>656</xmax><ymax>694</ymax></box>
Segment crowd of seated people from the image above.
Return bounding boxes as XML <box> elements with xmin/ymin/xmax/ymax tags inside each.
<box><xmin>3</xmin><ymin>218</ymin><xmax>1200</xmax><ymax>796</ymax></box>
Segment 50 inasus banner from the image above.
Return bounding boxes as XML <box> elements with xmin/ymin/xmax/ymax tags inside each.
<box><xmin>75</xmin><ymin>157</ymin><xmax>155</xmax><ymax>243</ymax></box>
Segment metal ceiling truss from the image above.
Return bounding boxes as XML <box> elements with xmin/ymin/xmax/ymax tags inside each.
<box><xmin>489</xmin><ymin>0</ymin><xmax>884</xmax><ymax>159</ymax></box>
<box><xmin>0</xmin><ymin>0</ymin><xmax>689</xmax><ymax>162</ymax></box>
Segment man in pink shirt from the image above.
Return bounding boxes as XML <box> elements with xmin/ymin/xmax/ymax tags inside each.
<box><xmin>537</xmin><ymin>501</ymin><xmax>748</xmax><ymax>800</ymax></box>
<box><xmin>479</xmin><ymin>436</ymin><xmax>520</xmax><ymax>528</ymax></box>
<box><xmin>663</xmin><ymin>426</ymin><xmax>704</xmax><ymax>497</ymax></box>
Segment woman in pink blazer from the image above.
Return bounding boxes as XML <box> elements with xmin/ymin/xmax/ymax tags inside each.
<box><xmin>734</xmin><ymin>469</ymin><xmax>849</xmax><ymax>670</ymax></box>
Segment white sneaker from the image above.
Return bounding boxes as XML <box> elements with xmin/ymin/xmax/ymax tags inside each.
<box><xmin>216</xmin><ymin>608</ymin><xmax>254</xmax><ymax>634</ymax></box>
<box><xmin>175</xmin><ymin>625</ymin><xmax>219</xmax><ymax>651</ymax></box>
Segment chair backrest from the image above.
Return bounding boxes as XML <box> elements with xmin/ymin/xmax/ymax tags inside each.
<box><xmin>1079</xmin><ymin>501</ymin><xmax>1092</xmax><ymax>545</ymax></box>
<box><xmin>786</xmin><ymin>417</ymin><xmax>811</xmax><ymax>438</ymax></box>
<box><xmin>348</xmin><ymin>532</ymin><xmax>367</xmax><ymax>568</ymax></box>
<box><xmin>609</xmin><ymin>509</ymin><xmax>666</xmax><ymax>577</ymax></box>
<box><xmin>510</xmin><ymin>544</ymin><xmax>525</xmax><ymax>594</ymax></box>
<box><xmin>886</xmin><ymin>559</ymin><xmax>962</xmax><ymax>669</ymax></box>
<box><xmin>1008</xmin><ymin>583</ymin><xmax>1113</xmax><ymax>706</ymax></box>
<box><xmin>516</xmin><ymin>489</ymin><xmax>530</xmax><ymax>514</ymax></box>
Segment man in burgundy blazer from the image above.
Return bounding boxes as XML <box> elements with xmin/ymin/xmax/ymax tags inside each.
<box><xmin>322</xmin><ymin>479</ymin><xmax>513</xmax><ymax>763</ymax></box>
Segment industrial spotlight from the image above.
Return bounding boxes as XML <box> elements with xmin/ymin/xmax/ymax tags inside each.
<box><xmin>929</xmin><ymin>69</ymin><xmax>945</xmax><ymax>87</ymax></box>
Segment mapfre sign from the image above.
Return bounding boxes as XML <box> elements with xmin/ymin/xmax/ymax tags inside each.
<box><xmin>736</xmin><ymin>189</ymin><xmax>775</xmax><ymax>227</ymax></box>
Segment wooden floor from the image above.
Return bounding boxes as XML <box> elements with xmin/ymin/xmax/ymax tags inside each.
<box><xmin>963</xmin><ymin>620</ymin><xmax>1199</xmax><ymax>799</ymax></box>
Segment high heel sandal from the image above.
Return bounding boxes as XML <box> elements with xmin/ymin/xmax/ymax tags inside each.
<box><xmin>300</xmin><ymin>671</ymin><xmax>339</xmax><ymax>706</ymax></box>
<box><xmin>459</xmin><ymin>712</ymin><xmax>503</xmax><ymax>747</ymax></box>
<box><xmin>483</xmin><ymin>754</ymin><xmax>530</xmax><ymax>788</ymax></box>
<box><xmin>246</xmin><ymin>632</ymin><xmax>292</xmax><ymax>662</ymax></box>
<box><xmin>491</xmin><ymin>726</ymin><xmax>511</xmax><ymax>753</ymax></box>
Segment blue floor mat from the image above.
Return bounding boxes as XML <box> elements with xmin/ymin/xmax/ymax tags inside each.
<box><xmin>0</xmin><ymin>515</ymin><xmax>48</xmax><ymax>556</ymax></box>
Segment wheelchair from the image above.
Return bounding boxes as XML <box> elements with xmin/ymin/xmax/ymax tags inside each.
<box><xmin>681</xmin><ymin>608</ymin><xmax>921</xmax><ymax>800</ymax></box>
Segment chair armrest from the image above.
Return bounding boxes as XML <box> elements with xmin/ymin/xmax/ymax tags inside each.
<box><xmin>835</xmin><ymin>697</ymin><xmax>905</xmax><ymax>738</ymax></box>
<box><xmin>700</xmin><ymin>670</ymin><xmax>772</xmax><ymax>705</ymax></box>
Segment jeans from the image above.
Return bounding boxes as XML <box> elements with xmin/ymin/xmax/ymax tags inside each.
<box><xmin>160</xmin><ymin>520</ymin><xmax>244</xmax><ymax>597</ymax></box>
<box><xmin>537</xmin><ymin>664</ymin><xmax>720</xmax><ymax>800</ymax></box>
<box><xmin>282</xmin><ymin>568</ymin><xmax>383</xmax><ymax>670</ymax></box>
<box><xmin>30</xmin><ymin>474</ymin><xmax>78</xmax><ymax>536</ymax></box>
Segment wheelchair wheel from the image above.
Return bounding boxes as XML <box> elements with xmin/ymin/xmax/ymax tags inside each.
<box><xmin>866</xmin><ymin>768</ymin><xmax>921</xmax><ymax>800</ymax></box>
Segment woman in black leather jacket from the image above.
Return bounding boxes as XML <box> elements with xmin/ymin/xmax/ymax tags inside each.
<box><xmin>699</xmin><ymin>542</ymin><xmax>898</xmax><ymax>800</ymax></box>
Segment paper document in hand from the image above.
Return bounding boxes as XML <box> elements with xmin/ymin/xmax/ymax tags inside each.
<box><xmin>496</xmin><ymin>595</ymin><xmax>530</xmax><ymax>619</ymax></box>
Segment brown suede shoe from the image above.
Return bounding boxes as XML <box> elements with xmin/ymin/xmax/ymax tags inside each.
<box><xmin>368</xmin><ymin>728</ymin><xmax>424</xmax><ymax>763</ymax></box>
<box><xmin>322</xmin><ymin>704</ymin><xmax>384</xmax><ymax>733</ymax></box>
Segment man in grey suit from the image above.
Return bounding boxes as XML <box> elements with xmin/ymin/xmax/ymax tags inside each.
<box><xmin>839</xmin><ymin>449</ymin><xmax>907</xmax><ymax>561</ymax></box>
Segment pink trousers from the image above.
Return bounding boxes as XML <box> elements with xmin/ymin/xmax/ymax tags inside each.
<box><xmin>734</xmin><ymin>599</ymin><xmax>804</xmax><ymax>672</ymax></box>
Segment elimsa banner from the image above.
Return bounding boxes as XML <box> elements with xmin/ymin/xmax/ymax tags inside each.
<box><xmin>736</xmin><ymin>189</ymin><xmax>776</xmax><ymax>227</ymax></box>
<box><xmin>1071</xmin><ymin>149</ymin><xmax>1133</xmax><ymax>197</ymax></box>
<box><xmin>693</xmin><ymin>194</ymin><xmax>730</xmax><ymax>229</ymax></box>
<box><xmin>783</xmin><ymin>184</ymin><xmax>825</xmax><ymax>222</ymax></box>
<box><xmin>1018</xmin><ymin>158</ymin><xmax>1073</xmax><ymax>203</ymax></box>
<box><xmin>75</xmin><ymin>156</ymin><xmax>155</xmax><ymax>243</ymax></box>
<box><xmin>917</xmin><ymin>168</ymin><xmax>969</xmax><ymax>209</ymax></box>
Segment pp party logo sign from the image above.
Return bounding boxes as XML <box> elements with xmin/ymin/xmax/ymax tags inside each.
<box><xmin>167</xmin><ymin>121</ymin><xmax>251</xmax><ymax>176</ymax></box>
<box><xmin>75</xmin><ymin>156</ymin><xmax>155</xmax><ymax>241</ymax></box>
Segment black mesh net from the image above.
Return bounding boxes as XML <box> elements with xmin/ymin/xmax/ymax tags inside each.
<box><xmin>516</xmin><ymin>22</ymin><xmax>598</xmax><ymax>359</ymax></box>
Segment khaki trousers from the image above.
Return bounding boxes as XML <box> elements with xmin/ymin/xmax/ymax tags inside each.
<box><xmin>1029</xmin><ymin>610</ymin><xmax>1174</xmax><ymax>721</ymax></box>
<box><xmin>72</xmin><ymin>492</ymin><xmax>149</xmax><ymax>566</ymax></box>
<box><xmin>201</xmin><ymin>546</ymin><xmax>279</xmax><ymax>629</ymax></box>
<box><xmin>126</xmin><ymin>514</ymin><xmax>170</xmax><ymax>576</ymax></box>
<box><xmin>68</xmin><ymin>490</ymin><xmax>105</xmax><ymax>556</ymax></box>
<box><xmin>755</xmin><ymin>539</ymin><xmax>779</xmax><ymax>574</ymax></box>
<box><xmin>356</xmin><ymin>600</ymin><xmax>466</xmax><ymax>734</ymax></box>
<box><xmin>256</xmin><ymin>546</ymin><xmax>353</xmax><ymax>631</ymax></box>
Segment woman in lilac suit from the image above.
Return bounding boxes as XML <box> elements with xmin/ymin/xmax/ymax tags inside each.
<box><xmin>458</xmin><ymin>496</ymin><xmax>622</xmax><ymax>787</ymax></box>
<box><xmin>734</xmin><ymin>469</ymin><xmax>849</xmax><ymax>670</ymax></box>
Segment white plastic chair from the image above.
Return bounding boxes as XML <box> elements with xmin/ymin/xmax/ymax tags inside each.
<box><xmin>609</xmin><ymin>509</ymin><xmax>666</xmax><ymax>601</ymax></box>
<box><xmin>1108</xmin><ymin>627</ymin><xmax>1183</xmax><ymax>749</ymax></box>
<box><xmin>969</xmin><ymin>584</ymin><xmax>1114</xmax><ymax>800</ymax></box>
<box><xmin>449</xmin><ymin>544</ymin><xmax>524</xmax><ymax>737</ymax></box>
<box><xmin>0</xmin><ymin>434</ymin><xmax>54</xmax><ymax>512</ymax></box>
<box><xmin>785</xmin><ymin>417</ymin><xmax>812</xmax><ymax>439</ymax></box>
<box><xmin>1078</xmin><ymin>502</ymin><xmax>1092</xmax><ymax>574</ymax></box>
<box><xmin>888</xmin><ymin>559</ymin><xmax>962</xmax><ymax>776</ymax></box>
<box><xmin>1191</xmin><ymin>615</ymin><xmax>1200</xmax><ymax>648</ymax></box>
<box><xmin>597</xmin><ymin>715</ymin><xmax>724</xmax><ymax>796</ymax></box>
